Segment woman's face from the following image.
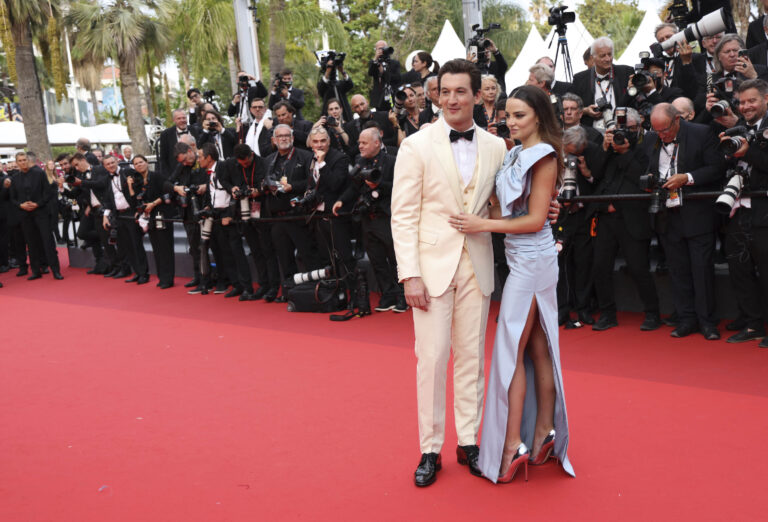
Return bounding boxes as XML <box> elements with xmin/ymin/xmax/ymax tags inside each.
<box><xmin>404</xmin><ymin>88</ymin><xmax>417</xmax><ymax>109</ymax></box>
<box><xmin>46</xmin><ymin>160</ymin><xmax>55</xmax><ymax>171</ymax></box>
<box><xmin>412</xmin><ymin>55</ymin><xmax>425</xmax><ymax>72</ymax></box>
<box><xmin>132</xmin><ymin>156</ymin><xmax>148</xmax><ymax>174</ymax></box>
<box><xmin>505</xmin><ymin>98</ymin><xmax>539</xmax><ymax>142</ymax></box>
<box><xmin>327</xmin><ymin>102</ymin><xmax>342</xmax><ymax>120</ymax></box>
<box><xmin>481</xmin><ymin>79</ymin><xmax>497</xmax><ymax>103</ymax></box>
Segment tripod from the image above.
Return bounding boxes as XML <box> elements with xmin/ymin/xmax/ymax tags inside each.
<box><xmin>548</xmin><ymin>23</ymin><xmax>574</xmax><ymax>84</ymax></box>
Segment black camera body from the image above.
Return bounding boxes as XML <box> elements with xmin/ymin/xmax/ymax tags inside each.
<box><xmin>274</xmin><ymin>73</ymin><xmax>290</xmax><ymax>92</ymax></box>
<box><xmin>238</xmin><ymin>75</ymin><xmax>250</xmax><ymax>89</ymax></box>
<box><xmin>325</xmin><ymin>116</ymin><xmax>338</xmax><ymax>128</ymax></box>
<box><xmin>493</xmin><ymin>119</ymin><xmax>510</xmax><ymax>139</ymax></box>
<box><xmin>349</xmin><ymin>164</ymin><xmax>382</xmax><ymax>186</ymax></box>
<box><xmin>203</xmin><ymin>89</ymin><xmax>216</xmax><ymax>103</ymax></box>
<box><xmin>290</xmin><ymin>189</ymin><xmax>319</xmax><ymax>212</ymax></box>
<box><xmin>320</xmin><ymin>50</ymin><xmax>346</xmax><ymax>69</ymax></box>
<box><xmin>669</xmin><ymin>0</ymin><xmax>690</xmax><ymax>30</ymax></box>
<box><xmin>639</xmin><ymin>172</ymin><xmax>667</xmax><ymax>214</ymax></box>
<box><xmin>612</xmin><ymin>107</ymin><xmax>629</xmax><ymax>145</ymax></box>
<box><xmin>261</xmin><ymin>173</ymin><xmax>281</xmax><ymax>194</ymax></box>
<box><xmin>709</xmin><ymin>76</ymin><xmax>741</xmax><ymax>118</ymax></box>
<box><xmin>375</xmin><ymin>46</ymin><xmax>394</xmax><ymax>66</ymax></box>
<box><xmin>718</xmin><ymin>125</ymin><xmax>768</xmax><ymax>155</ymax></box>
<box><xmin>468</xmin><ymin>23</ymin><xmax>500</xmax><ymax>69</ymax></box>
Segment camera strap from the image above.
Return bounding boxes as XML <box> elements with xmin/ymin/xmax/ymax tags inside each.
<box><xmin>595</xmin><ymin>67</ymin><xmax>614</xmax><ymax>108</ymax></box>
<box><xmin>661</xmin><ymin>142</ymin><xmax>678</xmax><ymax>179</ymax></box>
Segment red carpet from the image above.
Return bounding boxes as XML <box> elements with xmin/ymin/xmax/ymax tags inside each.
<box><xmin>2</xmin><ymin>254</ymin><xmax>768</xmax><ymax>521</ymax></box>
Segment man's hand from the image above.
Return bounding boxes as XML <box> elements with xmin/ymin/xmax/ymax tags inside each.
<box><xmin>487</xmin><ymin>39</ymin><xmax>498</xmax><ymax>54</ymax></box>
<box><xmin>174</xmin><ymin>186</ymin><xmax>186</xmax><ymax>196</ymax></box>
<box><xmin>332</xmin><ymin>200</ymin><xmax>343</xmax><ymax>216</ymax></box>
<box><xmin>719</xmin><ymin>133</ymin><xmax>749</xmax><ymax>157</ymax></box>
<box><xmin>102</xmin><ymin>215</ymin><xmax>110</xmax><ymax>230</ymax></box>
<box><xmin>314</xmin><ymin>149</ymin><xmax>327</xmax><ymax>164</ymax></box>
<box><xmin>364</xmin><ymin>180</ymin><xmax>378</xmax><ymax>189</ymax></box>
<box><xmin>313</xmin><ymin>117</ymin><xmax>326</xmax><ymax>129</ymax></box>
<box><xmin>71</xmin><ymin>177</ymin><xmax>82</xmax><ymax>186</ymax></box>
<box><xmin>20</xmin><ymin>201</ymin><xmax>35</xmax><ymax>211</ymax></box>
<box><xmin>263</xmin><ymin>117</ymin><xmax>274</xmax><ymax>130</ymax></box>
<box><xmin>678</xmin><ymin>40</ymin><xmax>693</xmax><ymax>65</ymax></box>
<box><xmin>584</xmin><ymin>104</ymin><xmax>602</xmax><ymax>119</ymax></box>
<box><xmin>197</xmin><ymin>185</ymin><xmax>207</xmax><ymax>195</ymax></box>
<box><xmin>737</xmin><ymin>55</ymin><xmax>757</xmax><ymax>79</ymax></box>
<box><xmin>222</xmin><ymin>216</ymin><xmax>232</xmax><ymax>226</ymax></box>
<box><xmin>662</xmin><ymin>173</ymin><xmax>690</xmax><ymax>190</ymax></box>
<box><xmin>404</xmin><ymin>277</ymin><xmax>430</xmax><ymax>311</ymax></box>
<box><xmin>577</xmin><ymin>155</ymin><xmax>593</xmax><ymax>177</ymax></box>
<box><xmin>232</xmin><ymin>93</ymin><xmax>241</xmax><ymax>105</ymax></box>
<box><xmin>602</xmin><ymin>128</ymin><xmax>615</xmax><ymax>151</ymax></box>
<box><xmin>548</xmin><ymin>198</ymin><xmax>561</xmax><ymax>224</ymax></box>
<box><xmin>3</xmin><ymin>177</ymin><xmax>11</xmax><ymax>188</ymax></box>
<box><xmin>280</xmin><ymin>177</ymin><xmax>292</xmax><ymax>193</ymax></box>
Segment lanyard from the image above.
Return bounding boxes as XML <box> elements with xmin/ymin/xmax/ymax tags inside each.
<box><xmin>662</xmin><ymin>142</ymin><xmax>678</xmax><ymax>178</ymax></box>
<box><xmin>241</xmin><ymin>160</ymin><xmax>256</xmax><ymax>187</ymax></box>
<box><xmin>595</xmin><ymin>67</ymin><xmax>614</xmax><ymax>105</ymax></box>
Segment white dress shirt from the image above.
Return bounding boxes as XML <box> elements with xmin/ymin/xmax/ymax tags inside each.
<box><xmin>443</xmin><ymin>119</ymin><xmax>477</xmax><ymax>187</ymax></box>
<box><xmin>208</xmin><ymin>162</ymin><xmax>230</xmax><ymax>209</ymax></box>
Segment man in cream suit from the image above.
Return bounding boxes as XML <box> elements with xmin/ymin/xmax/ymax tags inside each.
<box><xmin>392</xmin><ymin>59</ymin><xmax>508</xmax><ymax>487</ymax></box>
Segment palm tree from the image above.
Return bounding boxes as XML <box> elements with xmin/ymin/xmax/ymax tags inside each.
<box><xmin>1</xmin><ymin>0</ymin><xmax>55</xmax><ymax>160</ymax></box>
<box><xmin>67</xmin><ymin>0</ymin><xmax>169</xmax><ymax>155</ymax></box>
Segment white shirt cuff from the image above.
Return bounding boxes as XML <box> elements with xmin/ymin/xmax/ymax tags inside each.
<box><xmin>686</xmin><ymin>173</ymin><xmax>694</xmax><ymax>185</ymax></box>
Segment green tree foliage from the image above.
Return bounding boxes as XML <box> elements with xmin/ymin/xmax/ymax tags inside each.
<box><xmin>577</xmin><ymin>0</ymin><xmax>644</xmax><ymax>57</ymax></box>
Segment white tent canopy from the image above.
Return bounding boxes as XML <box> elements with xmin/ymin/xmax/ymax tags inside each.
<box><xmin>0</xmin><ymin>121</ymin><xmax>135</xmax><ymax>147</ymax></box>
<box><xmin>505</xmin><ymin>26</ymin><xmax>549</xmax><ymax>93</ymax></box>
<box><xmin>544</xmin><ymin>13</ymin><xmax>594</xmax><ymax>82</ymax></box>
<box><xmin>431</xmin><ymin>20</ymin><xmax>466</xmax><ymax>67</ymax></box>
<box><xmin>617</xmin><ymin>10</ymin><xmax>664</xmax><ymax>66</ymax></box>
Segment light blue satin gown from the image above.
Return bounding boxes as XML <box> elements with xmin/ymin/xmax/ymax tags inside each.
<box><xmin>477</xmin><ymin>142</ymin><xmax>575</xmax><ymax>482</ymax></box>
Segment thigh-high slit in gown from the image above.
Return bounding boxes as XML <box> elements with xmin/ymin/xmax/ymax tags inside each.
<box><xmin>477</xmin><ymin>142</ymin><xmax>575</xmax><ymax>482</ymax></box>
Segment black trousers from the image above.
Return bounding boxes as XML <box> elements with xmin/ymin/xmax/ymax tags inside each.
<box><xmin>725</xmin><ymin>209</ymin><xmax>768</xmax><ymax>330</ymax></box>
<box><xmin>117</xmin><ymin>210</ymin><xmax>148</xmax><ymax>277</ymax></box>
<box><xmin>77</xmin><ymin>209</ymin><xmax>105</xmax><ymax>267</ymax></box>
<box><xmin>556</xmin><ymin>211</ymin><xmax>593</xmax><ymax>317</ymax></box>
<box><xmin>201</xmin><ymin>217</ymin><xmax>236</xmax><ymax>289</ymax></box>
<box><xmin>9</xmin><ymin>220</ymin><xmax>27</xmax><ymax>268</ymax></box>
<box><xmin>592</xmin><ymin>211</ymin><xmax>659</xmax><ymax>316</ymax></box>
<box><xmin>20</xmin><ymin>210</ymin><xmax>60</xmax><ymax>273</ymax></box>
<box><xmin>271</xmin><ymin>218</ymin><xmax>322</xmax><ymax>282</ymax></box>
<box><xmin>244</xmin><ymin>220</ymin><xmax>280</xmax><ymax>290</ymax></box>
<box><xmin>362</xmin><ymin>214</ymin><xmax>402</xmax><ymax>298</ymax></box>
<box><xmin>0</xmin><ymin>207</ymin><xmax>9</xmax><ymax>266</ymax></box>
<box><xmin>314</xmin><ymin>216</ymin><xmax>356</xmax><ymax>278</ymax></box>
<box><xmin>148</xmin><ymin>219</ymin><xmax>175</xmax><ymax>285</ymax></box>
<box><xmin>183</xmin><ymin>221</ymin><xmax>202</xmax><ymax>280</ymax></box>
<box><xmin>224</xmin><ymin>221</ymin><xmax>253</xmax><ymax>291</ymax></box>
<box><xmin>659</xmin><ymin>215</ymin><xmax>717</xmax><ymax>328</ymax></box>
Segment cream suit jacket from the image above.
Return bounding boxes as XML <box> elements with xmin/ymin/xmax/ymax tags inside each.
<box><xmin>391</xmin><ymin>119</ymin><xmax>507</xmax><ymax>297</ymax></box>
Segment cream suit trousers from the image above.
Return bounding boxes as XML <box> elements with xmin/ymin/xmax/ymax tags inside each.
<box><xmin>413</xmin><ymin>249</ymin><xmax>490</xmax><ymax>454</ymax></box>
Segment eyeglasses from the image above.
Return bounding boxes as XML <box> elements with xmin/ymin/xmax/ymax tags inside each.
<box><xmin>251</xmin><ymin>105</ymin><xmax>265</xmax><ymax>109</ymax></box>
<box><xmin>274</xmin><ymin>134</ymin><xmax>292</xmax><ymax>139</ymax></box>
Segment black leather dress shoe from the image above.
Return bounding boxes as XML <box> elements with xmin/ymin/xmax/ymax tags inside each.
<box><xmin>727</xmin><ymin>328</ymin><xmax>766</xmax><ymax>343</ymax></box>
<box><xmin>41</xmin><ymin>266</ymin><xmax>49</xmax><ymax>274</ymax></box>
<box><xmin>577</xmin><ymin>311</ymin><xmax>595</xmax><ymax>325</ymax></box>
<box><xmin>125</xmin><ymin>275</ymin><xmax>140</xmax><ymax>283</ymax></box>
<box><xmin>662</xmin><ymin>313</ymin><xmax>678</xmax><ymax>327</ymax></box>
<box><xmin>457</xmin><ymin>445</ymin><xmax>483</xmax><ymax>477</ymax></box>
<box><xmin>274</xmin><ymin>295</ymin><xmax>287</xmax><ymax>303</ymax></box>
<box><xmin>16</xmin><ymin>268</ymin><xmax>28</xmax><ymax>277</ymax></box>
<box><xmin>726</xmin><ymin>317</ymin><xmax>748</xmax><ymax>331</ymax></box>
<box><xmin>670</xmin><ymin>323</ymin><xmax>698</xmax><ymax>338</ymax></box>
<box><xmin>112</xmin><ymin>270</ymin><xmax>131</xmax><ymax>279</ymax></box>
<box><xmin>184</xmin><ymin>278</ymin><xmax>200</xmax><ymax>288</ymax></box>
<box><xmin>640</xmin><ymin>313</ymin><xmax>662</xmax><ymax>331</ymax></box>
<box><xmin>264</xmin><ymin>288</ymin><xmax>279</xmax><ymax>302</ymax></box>
<box><xmin>136</xmin><ymin>275</ymin><xmax>150</xmax><ymax>285</ymax></box>
<box><xmin>414</xmin><ymin>453</ymin><xmax>441</xmax><ymax>487</ymax></box>
<box><xmin>239</xmin><ymin>291</ymin><xmax>257</xmax><ymax>301</ymax></box>
<box><xmin>104</xmin><ymin>267</ymin><xmax>119</xmax><ymax>278</ymax></box>
<box><xmin>252</xmin><ymin>286</ymin><xmax>268</xmax><ymax>299</ymax></box>
<box><xmin>592</xmin><ymin>315</ymin><xmax>618</xmax><ymax>331</ymax></box>
<box><xmin>701</xmin><ymin>326</ymin><xmax>721</xmax><ymax>341</ymax></box>
<box><xmin>27</xmin><ymin>272</ymin><xmax>42</xmax><ymax>280</ymax></box>
<box><xmin>758</xmin><ymin>337</ymin><xmax>768</xmax><ymax>348</ymax></box>
<box><xmin>225</xmin><ymin>287</ymin><xmax>243</xmax><ymax>298</ymax></box>
<box><xmin>52</xmin><ymin>271</ymin><xmax>64</xmax><ymax>280</ymax></box>
<box><xmin>159</xmin><ymin>282</ymin><xmax>173</xmax><ymax>289</ymax></box>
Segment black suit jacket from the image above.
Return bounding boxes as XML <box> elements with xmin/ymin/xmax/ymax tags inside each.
<box><xmin>9</xmin><ymin>166</ymin><xmax>49</xmax><ymax>217</ymax></box>
<box><xmin>642</xmin><ymin>120</ymin><xmax>724</xmax><ymax>237</ymax></box>
<box><xmin>227</xmin><ymin>82</ymin><xmax>269</xmax><ymax>119</ymax></box>
<box><xmin>159</xmin><ymin>125</ymin><xmax>201</xmax><ymax>176</ymax></box>
<box><xmin>268</xmin><ymin>87</ymin><xmax>306</xmax><ymax>120</ymax></box>
<box><xmin>731</xmin><ymin>116</ymin><xmax>768</xmax><ymax>227</ymax></box>
<box><xmin>307</xmin><ymin>148</ymin><xmax>350</xmax><ymax>210</ymax></box>
<box><xmin>551</xmin><ymin>80</ymin><xmax>573</xmax><ymax>97</ymax></box>
<box><xmin>368</xmin><ymin>58</ymin><xmax>402</xmax><ymax>110</ymax></box>
<box><xmin>571</xmin><ymin>65</ymin><xmax>634</xmax><ymax>127</ymax></box>
<box><xmin>748</xmin><ymin>17</ymin><xmax>767</xmax><ymax>50</ymax></box>
<box><xmin>344</xmin><ymin>111</ymin><xmax>397</xmax><ymax>148</ymax></box>
<box><xmin>317</xmin><ymin>75</ymin><xmax>355</xmax><ymax>121</ymax></box>
<box><xmin>748</xmin><ymin>42</ymin><xmax>768</xmax><ymax>67</ymax></box>
<box><xmin>75</xmin><ymin>166</ymin><xmax>111</xmax><ymax>210</ymax></box>
<box><xmin>242</xmin><ymin>119</ymin><xmax>274</xmax><ymax>157</ymax></box>
<box><xmin>338</xmin><ymin>151</ymin><xmax>395</xmax><ymax>214</ymax></box>
<box><xmin>197</xmin><ymin>127</ymin><xmax>237</xmax><ymax>160</ymax></box>
<box><xmin>263</xmin><ymin>147</ymin><xmax>313</xmax><ymax>216</ymax></box>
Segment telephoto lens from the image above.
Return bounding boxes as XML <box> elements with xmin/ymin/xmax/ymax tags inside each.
<box><xmin>200</xmin><ymin>217</ymin><xmax>214</xmax><ymax>241</ymax></box>
<box><xmin>560</xmin><ymin>154</ymin><xmax>579</xmax><ymax>200</ymax></box>
<box><xmin>715</xmin><ymin>172</ymin><xmax>745</xmax><ymax>215</ymax></box>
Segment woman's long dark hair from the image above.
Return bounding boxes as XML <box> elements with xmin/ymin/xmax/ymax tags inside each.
<box><xmin>509</xmin><ymin>85</ymin><xmax>563</xmax><ymax>184</ymax></box>
<box><xmin>416</xmin><ymin>51</ymin><xmax>440</xmax><ymax>75</ymax></box>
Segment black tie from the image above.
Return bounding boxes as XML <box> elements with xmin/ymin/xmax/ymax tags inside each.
<box><xmin>596</xmin><ymin>75</ymin><xmax>608</xmax><ymax>82</ymax></box>
<box><xmin>449</xmin><ymin>129</ymin><xmax>474</xmax><ymax>143</ymax></box>
<box><xmin>177</xmin><ymin>130</ymin><xmax>188</xmax><ymax>136</ymax></box>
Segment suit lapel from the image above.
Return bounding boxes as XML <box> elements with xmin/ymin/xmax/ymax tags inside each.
<box><xmin>676</xmin><ymin>122</ymin><xmax>687</xmax><ymax>175</ymax></box>
<box><xmin>432</xmin><ymin>120</ymin><xmax>464</xmax><ymax>209</ymax></box>
<box><xmin>468</xmin><ymin>133</ymin><xmax>487</xmax><ymax>214</ymax></box>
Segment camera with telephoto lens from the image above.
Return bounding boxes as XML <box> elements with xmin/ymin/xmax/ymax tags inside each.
<box><xmin>628</xmin><ymin>52</ymin><xmax>654</xmax><ymax>97</ymax></box>
<box><xmin>203</xmin><ymin>90</ymin><xmax>216</xmax><ymax>103</ymax></box>
<box><xmin>393</xmin><ymin>85</ymin><xmax>409</xmax><ymax>117</ymax></box>
<box><xmin>493</xmin><ymin>119</ymin><xmax>510</xmax><ymax>139</ymax></box>
<box><xmin>293</xmin><ymin>266</ymin><xmax>332</xmax><ymax>285</ymax></box>
<box><xmin>194</xmin><ymin>206</ymin><xmax>212</xmax><ymax>222</ymax></box>
<box><xmin>273</xmin><ymin>73</ymin><xmax>290</xmax><ymax>92</ymax></box>
<box><xmin>668</xmin><ymin>0</ymin><xmax>690</xmax><ymax>30</ymax></box>
<box><xmin>106</xmin><ymin>213</ymin><xmax>118</xmax><ymax>246</ymax></box>
<box><xmin>290</xmin><ymin>189</ymin><xmax>319</xmax><ymax>212</ymax></box>
<box><xmin>375</xmin><ymin>46</ymin><xmax>394</xmax><ymax>66</ymax></box>
<box><xmin>638</xmin><ymin>172</ymin><xmax>667</xmax><ymax>214</ymax></box>
<box><xmin>650</xmin><ymin>8</ymin><xmax>731</xmax><ymax>58</ymax></box>
<box><xmin>468</xmin><ymin>23</ymin><xmax>501</xmax><ymax>70</ymax></box>
<box><xmin>594</xmin><ymin>96</ymin><xmax>614</xmax><ymax>129</ymax></box>
<box><xmin>612</xmin><ymin>107</ymin><xmax>629</xmax><ymax>145</ymax></box>
<box><xmin>261</xmin><ymin>173</ymin><xmax>282</xmax><ymax>194</ymax></box>
<box><xmin>716</xmin><ymin>165</ymin><xmax>749</xmax><ymax>215</ymax></box>
<box><xmin>205</xmin><ymin>119</ymin><xmax>220</xmax><ymax>135</ymax></box>
<box><xmin>319</xmin><ymin>50</ymin><xmax>346</xmax><ymax>69</ymax></box>
<box><xmin>717</xmin><ymin>125</ymin><xmax>768</xmax><ymax>155</ymax></box>
<box><xmin>231</xmin><ymin>186</ymin><xmax>252</xmax><ymax>221</ymax></box>
<box><xmin>709</xmin><ymin>76</ymin><xmax>741</xmax><ymax>118</ymax></box>
<box><xmin>64</xmin><ymin>171</ymin><xmax>78</xmax><ymax>184</ymax></box>
<box><xmin>349</xmin><ymin>164</ymin><xmax>382</xmax><ymax>186</ymax></box>
<box><xmin>560</xmin><ymin>154</ymin><xmax>579</xmax><ymax>200</ymax></box>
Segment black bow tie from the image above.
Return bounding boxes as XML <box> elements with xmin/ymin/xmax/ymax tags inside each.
<box><xmin>748</xmin><ymin>124</ymin><xmax>758</xmax><ymax>132</ymax></box>
<box><xmin>596</xmin><ymin>74</ymin><xmax>609</xmax><ymax>82</ymax></box>
<box><xmin>177</xmin><ymin>130</ymin><xmax>188</xmax><ymax>135</ymax></box>
<box><xmin>449</xmin><ymin>129</ymin><xmax>474</xmax><ymax>142</ymax></box>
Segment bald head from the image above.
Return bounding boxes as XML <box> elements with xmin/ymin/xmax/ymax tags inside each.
<box><xmin>179</xmin><ymin>134</ymin><xmax>197</xmax><ymax>147</ymax></box>
<box><xmin>672</xmin><ymin>97</ymin><xmax>695</xmax><ymax>121</ymax></box>
<box><xmin>651</xmin><ymin>103</ymin><xmax>681</xmax><ymax>143</ymax></box>
<box><xmin>350</xmin><ymin>94</ymin><xmax>370</xmax><ymax>117</ymax></box>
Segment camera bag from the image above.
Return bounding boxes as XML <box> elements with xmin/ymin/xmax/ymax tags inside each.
<box><xmin>286</xmin><ymin>279</ymin><xmax>348</xmax><ymax>313</ymax></box>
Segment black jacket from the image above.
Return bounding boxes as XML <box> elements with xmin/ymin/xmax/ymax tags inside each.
<box><xmin>642</xmin><ymin>120</ymin><xmax>724</xmax><ymax>237</ymax></box>
<box><xmin>368</xmin><ymin>58</ymin><xmax>402</xmax><ymax>110</ymax></box>
<box><xmin>571</xmin><ymin>65</ymin><xmax>634</xmax><ymax>127</ymax></box>
<box><xmin>162</xmin><ymin>162</ymin><xmax>208</xmax><ymax>221</ymax></box>
<box><xmin>338</xmin><ymin>151</ymin><xmax>395</xmax><ymax>215</ymax></box>
<box><xmin>343</xmin><ymin>111</ymin><xmax>397</xmax><ymax>148</ymax></box>
<box><xmin>317</xmin><ymin>74</ymin><xmax>355</xmax><ymax>121</ymax></box>
<box><xmin>197</xmin><ymin>127</ymin><xmax>238</xmax><ymax>160</ymax></box>
<box><xmin>268</xmin><ymin>87</ymin><xmax>306</xmax><ymax>120</ymax></box>
<box><xmin>729</xmin><ymin>116</ymin><xmax>768</xmax><ymax>227</ymax></box>
<box><xmin>158</xmin><ymin>125</ymin><xmax>201</xmax><ymax>176</ymax></box>
<box><xmin>263</xmin><ymin>147</ymin><xmax>312</xmax><ymax>216</ymax></box>
<box><xmin>748</xmin><ymin>16</ymin><xmax>767</xmax><ymax>50</ymax></box>
<box><xmin>227</xmin><ymin>81</ymin><xmax>269</xmax><ymax>119</ymax></box>
<box><xmin>747</xmin><ymin>42</ymin><xmax>768</xmax><ymax>67</ymax></box>
<box><xmin>9</xmin><ymin>166</ymin><xmax>51</xmax><ymax>216</ymax></box>
<box><xmin>307</xmin><ymin>148</ymin><xmax>350</xmax><ymax>211</ymax></box>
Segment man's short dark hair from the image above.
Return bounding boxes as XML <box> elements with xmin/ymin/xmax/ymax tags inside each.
<box><xmin>583</xmin><ymin>47</ymin><xmax>592</xmax><ymax>63</ymax></box>
<box><xmin>362</xmin><ymin>120</ymin><xmax>382</xmax><ymax>132</ymax></box>
<box><xmin>71</xmin><ymin>152</ymin><xmax>86</xmax><ymax>162</ymax></box>
<box><xmin>233</xmin><ymin>144</ymin><xmax>253</xmax><ymax>160</ymax></box>
<box><xmin>187</xmin><ymin>88</ymin><xmax>201</xmax><ymax>98</ymax></box>
<box><xmin>438</xmin><ymin>59</ymin><xmax>482</xmax><ymax>95</ymax></box>
<box><xmin>273</xmin><ymin>100</ymin><xmax>296</xmax><ymax>114</ymax></box>
<box><xmin>174</xmin><ymin>141</ymin><xmax>192</xmax><ymax>158</ymax></box>
<box><xmin>738</xmin><ymin>78</ymin><xmax>768</xmax><ymax>96</ymax></box>
<box><xmin>201</xmin><ymin>142</ymin><xmax>219</xmax><ymax>162</ymax></box>
<box><xmin>55</xmin><ymin>153</ymin><xmax>70</xmax><ymax>163</ymax></box>
<box><xmin>280</xmin><ymin>68</ymin><xmax>293</xmax><ymax>77</ymax></box>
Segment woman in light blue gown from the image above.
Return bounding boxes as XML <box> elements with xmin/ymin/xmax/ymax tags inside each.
<box><xmin>450</xmin><ymin>85</ymin><xmax>574</xmax><ymax>483</ymax></box>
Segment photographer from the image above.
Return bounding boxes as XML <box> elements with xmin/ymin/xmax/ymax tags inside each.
<box><xmin>401</xmin><ymin>51</ymin><xmax>439</xmax><ymax>87</ymax></box>
<box><xmin>270</xmin><ymin>101</ymin><xmax>313</xmax><ymax>152</ymax></box>
<box><xmin>317</xmin><ymin>52</ymin><xmax>354</xmax><ymax>121</ymax></box>
<box><xmin>197</xmin><ymin>109</ymin><xmax>237</xmax><ymax>160</ymax></box>
<box><xmin>474</xmin><ymin>75</ymin><xmax>502</xmax><ymax>129</ymax></box>
<box><xmin>332</xmin><ymin>127</ymin><xmax>405</xmax><ymax>312</ymax></box>
<box><xmin>536</xmin><ymin>56</ymin><xmax>572</xmax><ymax>96</ymax></box>
<box><xmin>268</xmin><ymin>69</ymin><xmax>305</xmax><ymax>120</ymax></box>
<box><xmin>747</xmin><ymin>1</ymin><xmax>768</xmax><ymax>49</ymax></box>
<box><xmin>159</xmin><ymin>109</ymin><xmax>201</xmax><ymax>176</ymax></box>
<box><xmin>572</xmin><ymin>37</ymin><xmax>634</xmax><ymax>131</ymax></box>
<box><xmin>388</xmin><ymin>84</ymin><xmax>421</xmax><ymax>142</ymax></box>
<box><xmin>127</xmin><ymin>154</ymin><xmax>175</xmax><ymax>289</ymax></box>
<box><xmin>627</xmin><ymin>56</ymin><xmax>684</xmax><ymax>117</ymax></box>
<box><xmin>556</xmin><ymin>126</ymin><xmax>605</xmax><ymax>329</ymax></box>
<box><xmin>588</xmin><ymin>110</ymin><xmax>661</xmax><ymax>331</ymax></box>
<box><xmin>345</xmin><ymin>94</ymin><xmax>396</xmax><ymax>149</ymax></box>
<box><xmin>561</xmin><ymin>93</ymin><xmax>603</xmax><ymax>144</ymax></box>
<box><xmin>312</xmin><ymin>98</ymin><xmax>351</xmax><ymax>157</ymax></box>
<box><xmin>68</xmin><ymin>152</ymin><xmax>111</xmax><ymax>275</ymax></box>
<box><xmin>263</xmin><ymin>124</ymin><xmax>320</xmax><ymax>299</ymax></box>
<box><xmin>642</xmin><ymin>103</ymin><xmax>724</xmax><ymax>339</ymax></box>
<box><xmin>187</xmin><ymin>88</ymin><xmax>204</xmax><ymax>126</ymax></box>
<box><xmin>227</xmin><ymin>71</ymin><xmax>269</xmax><ymax>124</ymax></box>
<box><xmin>653</xmin><ymin>23</ymin><xmax>706</xmax><ymax>102</ymax></box>
<box><xmin>697</xmin><ymin>32</ymin><xmax>722</xmax><ymax>74</ymax></box>
<box><xmin>238</xmin><ymin>98</ymin><xmax>273</xmax><ymax>157</ymax></box>
<box><xmin>715</xmin><ymin>79</ymin><xmax>768</xmax><ymax>346</ymax></box>
<box><xmin>368</xmin><ymin>40</ymin><xmax>402</xmax><ymax>111</ymax></box>
<box><xmin>166</xmin><ymin>141</ymin><xmax>208</xmax><ymax>290</ymax></box>
<box><xmin>417</xmin><ymin>76</ymin><xmax>441</xmax><ymax>127</ymax></box>
<box><xmin>303</xmin><ymin>126</ymin><xmax>355</xmax><ymax>277</ymax></box>
<box><xmin>467</xmin><ymin>36</ymin><xmax>507</xmax><ymax>94</ymax></box>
